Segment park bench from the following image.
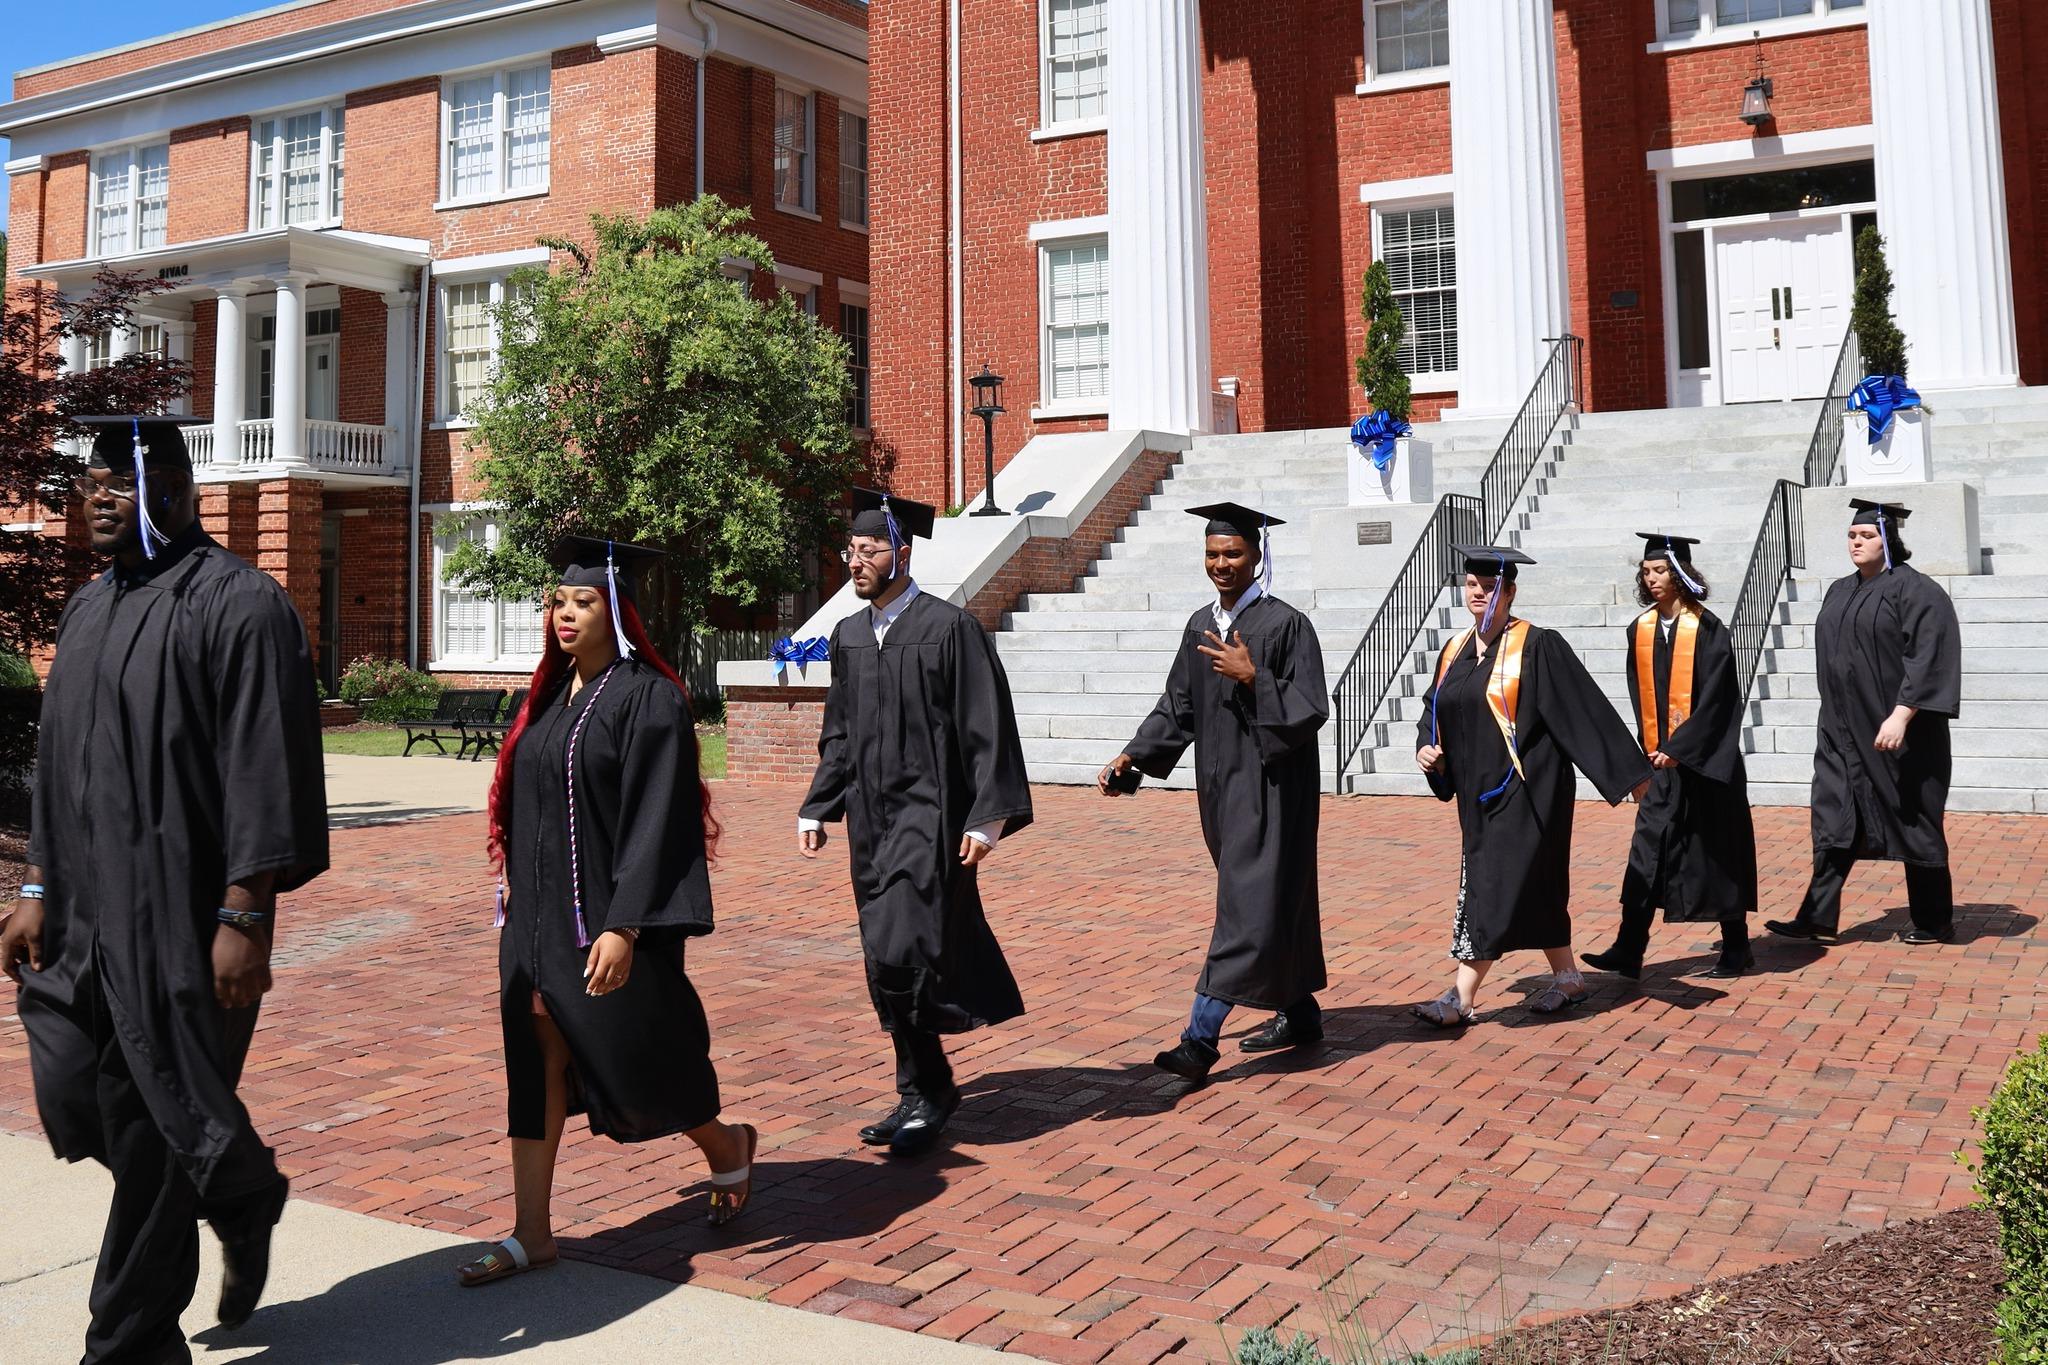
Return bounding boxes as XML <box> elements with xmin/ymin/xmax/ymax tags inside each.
<box><xmin>459</xmin><ymin>687</ymin><xmax>530</xmax><ymax>762</ymax></box>
<box><xmin>399</xmin><ymin>688</ymin><xmax>506</xmax><ymax>757</ymax></box>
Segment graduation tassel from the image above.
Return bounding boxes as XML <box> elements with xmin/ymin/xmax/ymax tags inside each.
<box><xmin>605</xmin><ymin>540</ymin><xmax>635</xmax><ymax>659</ymax></box>
<box><xmin>1665</xmin><ymin>535</ymin><xmax>1706</xmax><ymax>597</ymax></box>
<box><xmin>1479</xmin><ymin>552</ymin><xmax>1506</xmax><ymax>635</ymax></box>
<box><xmin>1875</xmin><ymin>508</ymin><xmax>1894</xmax><ymax>572</ymax></box>
<box><xmin>493</xmin><ymin>881</ymin><xmax>506</xmax><ymax>929</ymax></box>
<box><xmin>1259</xmin><ymin>514</ymin><xmax>1272</xmax><ymax>593</ymax></box>
<box><xmin>132</xmin><ymin>417</ymin><xmax>169</xmax><ymax>561</ymax></box>
<box><xmin>882</xmin><ymin>496</ymin><xmax>904</xmax><ymax>582</ymax></box>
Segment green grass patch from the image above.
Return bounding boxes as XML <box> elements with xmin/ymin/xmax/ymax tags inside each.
<box><xmin>323</xmin><ymin>724</ymin><xmax>730</xmax><ymax>779</ymax></box>
<box><xmin>698</xmin><ymin>730</ymin><xmax>727</xmax><ymax>780</ymax></box>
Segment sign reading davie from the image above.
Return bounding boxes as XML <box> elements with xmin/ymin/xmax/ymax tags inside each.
<box><xmin>156</xmin><ymin>265</ymin><xmax>188</xmax><ymax>280</ymax></box>
<box><xmin>1356</xmin><ymin>522</ymin><xmax>1392</xmax><ymax>546</ymax></box>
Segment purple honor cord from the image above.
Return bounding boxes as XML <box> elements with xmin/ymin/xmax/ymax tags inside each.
<box><xmin>565</xmin><ymin>660</ymin><xmax>623</xmax><ymax>947</ymax></box>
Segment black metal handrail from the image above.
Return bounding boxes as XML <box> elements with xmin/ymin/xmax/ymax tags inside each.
<box><xmin>1802</xmin><ymin>322</ymin><xmax>1861</xmax><ymax>488</ymax></box>
<box><xmin>1328</xmin><ymin>334</ymin><xmax>1583</xmax><ymax>790</ymax></box>
<box><xmin>1728</xmin><ymin>478</ymin><xmax>1805</xmax><ymax>702</ymax></box>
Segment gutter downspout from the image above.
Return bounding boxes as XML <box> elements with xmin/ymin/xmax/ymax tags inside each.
<box><xmin>406</xmin><ymin>259</ymin><xmax>431</xmax><ymax>667</ymax></box>
<box><xmin>689</xmin><ymin>0</ymin><xmax>718</xmax><ymax>199</ymax></box>
<box><xmin>947</xmin><ymin>0</ymin><xmax>964</xmax><ymax>508</ymax></box>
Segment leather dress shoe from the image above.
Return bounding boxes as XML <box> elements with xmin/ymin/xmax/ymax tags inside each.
<box><xmin>1581</xmin><ymin>946</ymin><xmax>1644</xmax><ymax>980</ymax></box>
<box><xmin>218</xmin><ymin>1176</ymin><xmax>290</xmax><ymax>1329</ymax></box>
<box><xmin>1901</xmin><ymin>926</ymin><xmax>1955</xmax><ymax>945</ymax></box>
<box><xmin>859</xmin><ymin>1097</ymin><xmax>917</xmax><ymax>1146</ymax></box>
<box><xmin>1153</xmin><ymin>1038</ymin><xmax>1219</xmax><ymax>1084</ymax></box>
<box><xmin>1239</xmin><ymin>1013</ymin><xmax>1324</xmax><ymax>1053</ymax></box>
<box><xmin>1765</xmin><ymin>919</ymin><xmax>1837</xmax><ymax>944</ymax></box>
<box><xmin>886</xmin><ymin>1090</ymin><xmax>960</xmax><ymax>1158</ymax></box>
<box><xmin>1703</xmin><ymin>949</ymin><xmax>1755</xmax><ymax>979</ymax></box>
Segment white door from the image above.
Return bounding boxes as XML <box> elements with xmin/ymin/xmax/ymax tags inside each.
<box><xmin>1714</xmin><ymin>218</ymin><xmax>1851</xmax><ymax>403</ymax></box>
<box><xmin>306</xmin><ymin>337</ymin><xmax>338</xmax><ymax>421</ymax></box>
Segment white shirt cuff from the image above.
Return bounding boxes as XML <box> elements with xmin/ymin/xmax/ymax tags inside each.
<box><xmin>965</xmin><ymin>823</ymin><xmax>1000</xmax><ymax>849</ymax></box>
<box><xmin>797</xmin><ymin>817</ymin><xmax>824</xmax><ymax>834</ymax></box>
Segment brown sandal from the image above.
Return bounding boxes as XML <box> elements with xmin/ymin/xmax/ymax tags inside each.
<box><xmin>456</xmin><ymin>1236</ymin><xmax>557</xmax><ymax>1287</ymax></box>
<box><xmin>707</xmin><ymin>1123</ymin><xmax>758</xmax><ymax>1227</ymax></box>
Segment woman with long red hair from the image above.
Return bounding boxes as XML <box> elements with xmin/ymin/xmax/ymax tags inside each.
<box><xmin>457</xmin><ymin>535</ymin><xmax>752</xmax><ymax>1287</ymax></box>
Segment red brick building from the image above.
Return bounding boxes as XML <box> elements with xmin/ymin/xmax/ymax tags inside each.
<box><xmin>3</xmin><ymin>0</ymin><xmax>870</xmax><ymax>689</ymax></box>
<box><xmin>872</xmin><ymin>0</ymin><xmax>2048</xmax><ymax>509</ymax></box>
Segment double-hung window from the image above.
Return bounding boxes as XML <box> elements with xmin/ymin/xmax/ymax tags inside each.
<box><xmin>1365</xmin><ymin>1</ymin><xmax>1449</xmax><ymax>81</ymax></box>
<box><xmin>432</xmin><ymin>515</ymin><xmax>545</xmax><ymax>669</ymax></box>
<box><xmin>839</xmin><ymin>109</ymin><xmax>869</xmax><ymax>228</ymax></box>
<box><xmin>253</xmin><ymin>106</ymin><xmax>345</xmax><ymax>228</ymax></box>
<box><xmin>442</xmin><ymin>63</ymin><xmax>551</xmax><ymax>204</ymax></box>
<box><xmin>1663</xmin><ymin>0</ymin><xmax>1862</xmax><ymax>40</ymax></box>
<box><xmin>774</xmin><ymin>88</ymin><xmax>815</xmax><ymax>212</ymax></box>
<box><xmin>90</xmin><ymin>142</ymin><xmax>169</xmax><ymax>257</ymax></box>
<box><xmin>1040</xmin><ymin>237</ymin><xmax>1109</xmax><ymax>408</ymax></box>
<box><xmin>840</xmin><ymin>299</ymin><xmax>870</xmax><ymax>430</ymax></box>
<box><xmin>1043</xmin><ymin>0</ymin><xmax>1107</xmax><ymax>129</ymax></box>
<box><xmin>438</xmin><ymin>274</ymin><xmax>532</xmax><ymax>421</ymax></box>
<box><xmin>1374</xmin><ymin>202</ymin><xmax>1458</xmax><ymax>383</ymax></box>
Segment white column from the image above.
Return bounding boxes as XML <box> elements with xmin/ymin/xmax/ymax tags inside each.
<box><xmin>1868</xmin><ymin>0</ymin><xmax>2017</xmax><ymax>391</ymax></box>
<box><xmin>1106</xmin><ymin>0</ymin><xmax>1211</xmax><ymax>434</ymax></box>
<box><xmin>111</xmin><ymin>321</ymin><xmax>140</xmax><ymax>359</ymax></box>
<box><xmin>381</xmin><ymin>291</ymin><xmax>416</xmax><ymax>435</ymax></box>
<box><xmin>272</xmin><ymin>275</ymin><xmax>309</xmax><ymax>466</ymax></box>
<box><xmin>61</xmin><ymin>332</ymin><xmax>88</xmax><ymax>376</ymax></box>
<box><xmin>165</xmin><ymin>319</ymin><xmax>197</xmax><ymax>415</ymax></box>
<box><xmin>1448</xmin><ymin>0</ymin><xmax>1570</xmax><ymax>419</ymax></box>
<box><xmin>213</xmin><ymin>288</ymin><xmax>250</xmax><ymax>465</ymax></box>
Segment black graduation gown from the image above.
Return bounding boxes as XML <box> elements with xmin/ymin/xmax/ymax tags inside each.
<box><xmin>1809</xmin><ymin>564</ymin><xmax>1962</xmax><ymax>866</ymax></box>
<box><xmin>19</xmin><ymin>526</ymin><xmax>328</xmax><ymax>1196</ymax></box>
<box><xmin>1122</xmin><ymin>592</ymin><xmax>1328</xmax><ymax>1009</ymax></box>
<box><xmin>1416</xmin><ymin>623</ymin><xmax>1650</xmax><ymax>960</ymax></box>
<box><xmin>1619</xmin><ymin>610</ymin><xmax>1758</xmax><ymax>923</ymax></box>
<box><xmin>499</xmin><ymin>659</ymin><xmax>720</xmax><ymax>1142</ymax></box>
<box><xmin>800</xmin><ymin>591</ymin><xmax>1033</xmax><ymax>1035</ymax></box>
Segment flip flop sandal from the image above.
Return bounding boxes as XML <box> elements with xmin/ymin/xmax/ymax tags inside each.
<box><xmin>1411</xmin><ymin>989</ymin><xmax>1474</xmax><ymax>1028</ymax></box>
<box><xmin>456</xmin><ymin>1236</ymin><xmax>556</xmax><ymax>1288</ymax></box>
<box><xmin>1529</xmin><ymin>985</ymin><xmax>1588</xmax><ymax>1015</ymax></box>
<box><xmin>708</xmin><ymin>1123</ymin><xmax>758</xmax><ymax>1227</ymax></box>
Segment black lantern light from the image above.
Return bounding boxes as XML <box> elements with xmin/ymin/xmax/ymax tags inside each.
<box><xmin>1739</xmin><ymin>32</ymin><xmax>1774</xmax><ymax>128</ymax></box>
<box><xmin>967</xmin><ymin>364</ymin><xmax>1006</xmax><ymax>517</ymax></box>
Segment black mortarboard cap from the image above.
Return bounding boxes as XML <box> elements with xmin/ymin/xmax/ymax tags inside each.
<box><xmin>1186</xmin><ymin>502</ymin><xmax>1286</xmax><ymax>542</ymax></box>
<box><xmin>548</xmin><ymin>534</ymin><xmax>664</xmax><ymax>603</ymax></box>
<box><xmin>849</xmin><ymin>487</ymin><xmax>936</xmax><ymax>542</ymax></box>
<box><xmin>1451</xmin><ymin>543</ymin><xmax>1536</xmax><ymax>580</ymax></box>
<box><xmin>1849</xmin><ymin>498</ymin><xmax>1913</xmax><ymax>526</ymax></box>
<box><xmin>75</xmin><ymin>414</ymin><xmax>207</xmax><ymax>475</ymax></box>
<box><xmin>1635</xmin><ymin>532</ymin><xmax>1702</xmax><ymax>563</ymax></box>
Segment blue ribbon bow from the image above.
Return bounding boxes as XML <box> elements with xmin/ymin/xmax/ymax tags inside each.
<box><xmin>1350</xmin><ymin>410</ymin><xmax>1411</xmax><ymax>473</ymax></box>
<box><xmin>1847</xmin><ymin>375</ymin><xmax>1922</xmax><ymax>443</ymax></box>
<box><xmin>770</xmin><ymin>636</ymin><xmax>831</xmax><ymax>676</ymax></box>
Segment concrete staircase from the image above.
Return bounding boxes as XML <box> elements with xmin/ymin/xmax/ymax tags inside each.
<box><xmin>996</xmin><ymin>419</ymin><xmax>1509</xmax><ymax>789</ymax></box>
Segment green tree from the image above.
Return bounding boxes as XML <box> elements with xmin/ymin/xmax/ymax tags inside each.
<box><xmin>1354</xmin><ymin>259</ymin><xmax>1412</xmax><ymax>422</ymax></box>
<box><xmin>448</xmin><ymin>197</ymin><xmax>861</xmax><ymax>650</ymax></box>
<box><xmin>1852</xmin><ymin>224</ymin><xmax>1909</xmax><ymax>378</ymax></box>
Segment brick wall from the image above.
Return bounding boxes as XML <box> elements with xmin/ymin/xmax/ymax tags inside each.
<box><xmin>724</xmin><ymin>685</ymin><xmax>829</xmax><ymax>783</ymax></box>
<box><xmin>168</xmin><ymin>119</ymin><xmax>252</xmax><ymax>242</ymax></box>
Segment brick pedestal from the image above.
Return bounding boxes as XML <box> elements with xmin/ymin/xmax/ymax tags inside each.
<box><xmin>724</xmin><ymin>685</ymin><xmax>828</xmax><ymax>783</ymax></box>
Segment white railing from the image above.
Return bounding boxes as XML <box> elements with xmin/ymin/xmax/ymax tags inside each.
<box><xmin>239</xmin><ymin>418</ymin><xmax>277</xmax><ymax>466</ymax></box>
<box><xmin>306</xmin><ymin>419</ymin><xmax>394</xmax><ymax>471</ymax></box>
<box><xmin>190</xmin><ymin>419</ymin><xmax>401</xmax><ymax>479</ymax></box>
<box><xmin>1211</xmin><ymin>377</ymin><xmax>1241</xmax><ymax>435</ymax></box>
<box><xmin>184</xmin><ymin>425</ymin><xmax>214</xmax><ymax>466</ymax></box>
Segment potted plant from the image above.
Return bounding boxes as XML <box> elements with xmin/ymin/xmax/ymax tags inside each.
<box><xmin>1843</xmin><ymin>225</ymin><xmax>1933</xmax><ymax>483</ymax></box>
<box><xmin>1349</xmin><ymin>260</ymin><xmax>1433</xmax><ymax>505</ymax></box>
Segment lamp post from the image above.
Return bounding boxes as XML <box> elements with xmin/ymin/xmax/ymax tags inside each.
<box><xmin>967</xmin><ymin>363</ymin><xmax>1006</xmax><ymax>517</ymax></box>
<box><xmin>1739</xmin><ymin>32</ymin><xmax>1774</xmax><ymax>127</ymax></box>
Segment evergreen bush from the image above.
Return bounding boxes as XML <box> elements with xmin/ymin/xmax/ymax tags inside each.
<box><xmin>336</xmin><ymin>656</ymin><xmax>444</xmax><ymax>724</ymax></box>
<box><xmin>1234</xmin><ymin>1327</ymin><xmax>1335</xmax><ymax>1365</ymax></box>
<box><xmin>1355</xmin><ymin>260</ymin><xmax>1412</xmax><ymax>424</ymax></box>
<box><xmin>1975</xmin><ymin>1032</ymin><xmax>2048</xmax><ymax>1364</ymax></box>
<box><xmin>1852</xmin><ymin>225</ymin><xmax>1909</xmax><ymax>378</ymax></box>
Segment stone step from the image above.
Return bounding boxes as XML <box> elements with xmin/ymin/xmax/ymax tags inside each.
<box><xmin>1739</xmin><ymin>724</ymin><xmax>2048</xmax><ymax>758</ymax></box>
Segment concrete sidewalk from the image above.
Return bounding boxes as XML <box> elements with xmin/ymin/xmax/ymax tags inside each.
<box><xmin>324</xmin><ymin>753</ymin><xmax>492</xmax><ymax>828</ymax></box>
<box><xmin>0</xmin><ymin>1134</ymin><xmax>1025</xmax><ymax>1364</ymax></box>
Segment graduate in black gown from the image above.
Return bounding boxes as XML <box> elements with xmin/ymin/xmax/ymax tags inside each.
<box><xmin>1584</xmin><ymin>533</ymin><xmax>1758</xmax><ymax>981</ymax></box>
<box><xmin>1099</xmin><ymin>503</ymin><xmax>1328</xmax><ymax>1085</ymax></box>
<box><xmin>1411</xmin><ymin>546</ymin><xmax>1651</xmax><ymax>1025</ymax></box>
<box><xmin>0</xmin><ymin>415</ymin><xmax>327</xmax><ymax>1361</ymax></box>
<box><xmin>1768</xmin><ymin>501</ymin><xmax>1963</xmax><ymax>946</ymax></box>
<box><xmin>799</xmin><ymin>489</ymin><xmax>1033</xmax><ymax>1157</ymax></box>
<box><xmin>458</xmin><ymin>536</ymin><xmax>756</xmax><ymax>1287</ymax></box>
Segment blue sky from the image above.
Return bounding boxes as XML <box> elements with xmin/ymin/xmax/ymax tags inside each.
<box><xmin>3</xmin><ymin>1</ymin><xmax>262</xmax><ymax>227</ymax></box>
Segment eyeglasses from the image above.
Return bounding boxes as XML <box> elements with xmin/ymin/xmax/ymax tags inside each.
<box><xmin>71</xmin><ymin>475</ymin><xmax>138</xmax><ymax>500</ymax></box>
<box><xmin>839</xmin><ymin>545</ymin><xmax>899</xmax><ymax>565</ymax></box>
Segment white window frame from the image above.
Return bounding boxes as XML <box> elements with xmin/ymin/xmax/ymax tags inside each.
<box><xmin>1369</xmin><ymin>194</ymin><xmax>1459</xmax><ymax>392</ymax></box>
<box><xmin>1650</xmin><ymin>0</ymin><xmax>1864</xmax><ymax>52</ymax></box>
<box><xmin>1033</xmin><ymin>230</ymin><xmax>1110</xmax><ymax>419</ymax></box>
<box><xmin>429</xmin><ymin>512</ymin><xmax>545</xmax><ymax>673</ymax></box>
<box><xmin>87</xmin><ymin>140</ymin><xmax>169</xmax><ymax>258</ymax></box>
<box><xmin>839</xmin><ymin>279</ymin><xmax>870</xmax><ymax>433</ymax></box>
<box><xmin>437</xmin><ymin>60</ymin><xmax>552</xmax><ymax>209</ymax></box>
<box><xmin>772</xmin><ymin>86</ymin><xmax>817</xmax><ymax>217</ymax></box>
<box><xmin>838</xmin><ymin>105</ymin><xmax>869</xmax><ymax>231</ymax></box>
<box><xmin>1037</xmin><ymin>0</ymin><xmax>1108</xmax><ymax>139</ymax></box>
<box><xmin>433</xmin><ymin>252</ymin><xmax>546</xmax><ymax>426</ymax></box>
<box><xmin>250</xmin><ymin>103</ymin><xmax>346</xmax><ymax>230</ymax></box>
<box><xmin>1357</xmin><ymin>0</ymin><xmax>1450</xmax><ymax>95</ymax></box>
<box><xmin>774</xmin><ymin>264</ymin><xmax>823</xmax><ymax>318</ymax></box>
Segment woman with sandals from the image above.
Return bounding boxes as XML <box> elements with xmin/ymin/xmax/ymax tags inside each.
<box><xmin>458</xmin><ymin>535</ymin><xmax>756</xmax><ymax>1287</ymax></box>
<box><xmin>1412</xmin><ymin>545</ymin><xmax>1651</xmax><ymax>1026</ymax></box>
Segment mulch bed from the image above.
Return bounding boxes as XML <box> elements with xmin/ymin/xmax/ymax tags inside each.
<box><xmin>1477</xmin><ymin>1205</ymin><xmax>2002</xmax><ymax>1364</ymax></box>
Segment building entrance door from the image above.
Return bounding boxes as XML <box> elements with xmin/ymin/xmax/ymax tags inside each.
<box><xmin>1713</xmin><ymin>218</ymin><xmax>1851</xmax><ymax>403</ymax></box>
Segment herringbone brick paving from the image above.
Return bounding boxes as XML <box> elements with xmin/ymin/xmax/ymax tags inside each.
<box><xmin>3</xmin><ymin>784</ymin><xmax>2042</xmax><ymax>1359</ymax></box>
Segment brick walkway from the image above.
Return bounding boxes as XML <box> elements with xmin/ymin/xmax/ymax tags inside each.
<box><xmin>3</xmin><ymin>784</ymin><xmax>2043</xmax><ymax>1360</ymax></box>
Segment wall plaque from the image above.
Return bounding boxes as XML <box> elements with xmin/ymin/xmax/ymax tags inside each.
<box><xmin>1356</xmin><ymin>521</ymin><xmax>1392</xmax><ymax>546</ymax></box>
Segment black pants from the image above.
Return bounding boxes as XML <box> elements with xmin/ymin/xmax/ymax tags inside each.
<box><xmin>891</xmin><ymin>1028</ymin><xmax>956</xmax><ymax>1104</ymax></box>
<box><xmin>1796</xmin><ymin>849</ymin><xmax>1954</xmax><ymax>935</ymax></box>
<box><xmin>1614</xmin><ymin>900</ymin><xmax>1748</xmax><ymax>961</ymax></box>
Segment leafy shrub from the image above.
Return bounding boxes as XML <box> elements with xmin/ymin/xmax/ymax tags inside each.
<box><xmin>1236</xmin><ymin>1328</ymin><xmax>1335</xmax><ymax>1365</ymax></box>
<box><xmin>1976</xmin><ymin>1033</ymin><xmax>2048</xmax><ymax>1364</ymax></box>
<box><xmin>1852</xmin><ymin>225</ymin><xmax>1909</xmax><ymax>379</ymax></box>
<box><xmin>0</xmin><ymin>651</ymin><xmax>37</xmax><ymax>689</ymax></box>
<box><xmin>336</xmin><ymin>656</ymin><xmax>443</xmax><ymax>724</ymax></box>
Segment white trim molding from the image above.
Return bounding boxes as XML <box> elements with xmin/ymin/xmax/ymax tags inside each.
<box><xmin>433</xmin><ymin>245</ymin><xmax>552</xmax><ymax>281</ymax></box>
<box><xmin>1648</xmin><ymin>0</ymin><xmax>1866</xmax><ymax>54</ymax></box>
<box><xmin>5</xmin><ymin>154</ymin><xmax>48</xmax><ymax>176</ymax></box>
<box><xmin>1357</xmin><ymin>172</ymin><xmax>1453</xmax><ymax>205</ymax></box>
<box><xmin>1028</xmin><ymin>213</ymin><xmax>1110</xmax><ymax>242</ymax></box>
<box><xmin>1647</xmin><ymin>123</ymin><xmax>1875</xmax><ymax>172</ymax></box>
<box><xmin>1030</xmin><ymin>115</ymin><xmax>1108</xmax><ymax>143</ymax></box>
<box><xmin>772</xmin><ymin>263</ymin><xmax>825</xmax><ymax>288</ymax></box>
<box><xmin>595</xmin><ymin>22</ymin><xmax>706</xmax><ymax>56</ymax></box>
<box><xmin>836</xmin><ymin>277</ymin><xmax>869</xmax><ymax>301</ymax></box>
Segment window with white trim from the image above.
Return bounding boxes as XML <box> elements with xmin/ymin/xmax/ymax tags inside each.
<box><xmin>1666</xmin><ymin>0</ymin><xmax>1860</xmax><ymax>38</ymax></box>
<box><xmin>1374</xmin><ymin>202</ymin><xmax>1457</xmax><ymax>380</ymax></box>
<box><xmin>252</xmin><ymin>106</ymin><xmax>345</xmax><ymax>229</ymax></box>
<box><xmin>840</xmin><ymin>301</ymin><xmax>870</xmax><ymax>429</ymax></box>
<box><xmin>438</xmin><ymin>277</ymin><xmax>527</xmax><ymax>420</ymax></box>
<box><xmin>774</xmin><ymin>88</ymin><xmax>814</xmax><ymax>211</ymax></box>
<box><xmin>839</xmin><ymin>109</ymin><xmax>869</xmax><ymax>227</ymax></box>
<box><xmin>1043</xmin><ymin>0</ymin><xmax>1107</xmax><ymax>128</ymax></box>
<box><xmin>86</xmin><ymin>332</ymin><xmax>115</xmax><ymax>371</ymax></box>
<box><xmin>90</xmin><ymin>142</ymin><xmax>169</xmax><ymax>257</ymax></box>
<box><xmin>442</xmin><ymin>63</ymin><xmax>551</xmax><ymax>203</ymax></box>
<box><xmin>1368</xmin><ymin>0</ymin><xmax>1449</xmax><ymax>77</ymax></box>
<box><xmin>432</xmin><ymin>516</ymin><xmax>545</xmax><ymax>668</ymax></box>
<box><xmin>137</xmin><ymin>323</ymin><xmax>167</xmax><ymax>359</ymax></box>
<box><xmin>1040</xmin><ymin>237</ymin><xmax>1109</xmax><ymax>405</ymax></box>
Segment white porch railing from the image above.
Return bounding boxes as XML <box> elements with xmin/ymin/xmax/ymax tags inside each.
<box><xmin>188</xmin><ymin>419</ymin><xmax>403</xmax><ymax>480</ymax></box>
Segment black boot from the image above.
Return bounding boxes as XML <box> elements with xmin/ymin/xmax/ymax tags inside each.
<box><xmin>1153</xmin><ymin>1038</ymin><xmax>1220</xmax><ymax>1084</ymax></box>
<box><xmin>859</xmin><ymin>1097</ymin><xmax>917</xmax><ymax>1147</ymax></box>
<box><xmin>1704</xmin><ymin>921</ymin><xmax>1755</xmax><ymax>977</ymax></box>
<box><xmin>1581</xmin><ymin>945</ymin><xmax>1644</xmax><ymax>980</ymax></box>
<box><xmin>1765</xmin><ymin>918</ymin><xmax>1836</xmax><ymax>944</ymax></box>
<box><xmin>217</xmin><ymin>1176</ymin><xmax>290</xmax><ymax>1329</ymax></box>
<box><xmin>887</xmin><ymin>1089</ymin><xmax>961</xmax><ymax>1158</ymax></box>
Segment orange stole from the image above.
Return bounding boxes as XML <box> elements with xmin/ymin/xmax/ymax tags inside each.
<box><xmin>1433</xmin><ymin>619</ymin><xmax>1532</xmax><ymax>780</ymax></box>
<box><xmin>1631</xmin><ymin>607</ymin><xmax>1699</xmax><ymax>751</ymax></box>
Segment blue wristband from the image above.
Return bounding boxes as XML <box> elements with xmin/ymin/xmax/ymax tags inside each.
<box><xmin>19</xmin><ymin>884</ymin><xmax>44</xmax><ymax>900</ymax></box>
<box><xmin>216</xmin><ymin>907</ymin><xmax>272</xmax><ymax>929</ymax></box>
